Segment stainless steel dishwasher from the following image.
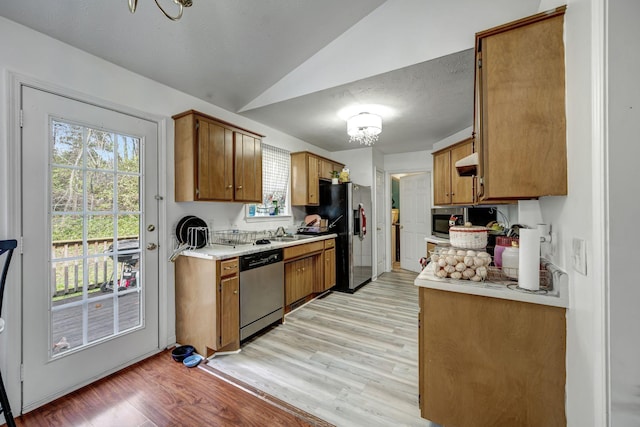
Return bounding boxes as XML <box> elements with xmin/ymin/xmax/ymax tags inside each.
<box><xmin>239</xmin><ymin>248</ymin><xmax>284</xmax><ymax>341</ymax></box>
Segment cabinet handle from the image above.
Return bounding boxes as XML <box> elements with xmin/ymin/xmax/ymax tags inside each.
<box><xmin>451</xmin><ymin>192</ymin><xmax>455</xmax><ymax>196</ymax></box>
<box><xmin>227</xmin><ymin>184</ymin><xmax>232</xmax><ymax>189</ymax></box>
<box><xmin>237</xmin><ymin>185</ymin><xmax>243</xmax><ymax>190</ymax></box>
<box><xmin>233</xmin><ymin>290</ymin><xmax>238</xmax><ymax>294</ymax></box>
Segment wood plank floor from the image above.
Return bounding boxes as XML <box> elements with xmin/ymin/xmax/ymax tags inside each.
<box><xmin>11</xmin><ymin>349</ymin><xmax>328</xmax><ymax>427</ymax></box>
<box><xmin>205</xmin><ymin>270</ymin><xmax>440</xmax><ymax>427</ymax></box>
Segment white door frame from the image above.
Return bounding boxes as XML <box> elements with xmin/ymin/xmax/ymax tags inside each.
<box><xmin>3</xmin><ymin>72</ymin><xmax>169</xmax><ymax>415</ymax></box>
<box><xmin>374</xmin><ymin>168</ymin><xmax>386</xmax><ymax>279</ymax></box>
<box><xmin>383</xmin><ymin>168</ymin><xmax>429</xmax><ymax>272</ymax></box>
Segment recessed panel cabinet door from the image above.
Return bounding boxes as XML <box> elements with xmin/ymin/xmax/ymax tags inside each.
<box><xmin>307</xmin><ymin>155</ymin><xmax>319</xmax><ymax>205</ymax></box>
<box><xmin>234</xmin><ymin>133</ymin><xmax>262</xmax><ymax>202</ymax></box>
<box><xmin>432</xmin><ymin>150</ymin><xmax>451</xmax><ymax>206</ymax></box>
<box><xmin>449</xmin><ymin>140</ymin><xmax>474</xmax><ymax>204</ymax></box>
<box><xmin>198</xmin><ymin>119</ymin><xmax>233</xmax><ymax>201</ymax></box>
<box><xmin>219</xmin><ymin>275</ymin><xmax>239</xmax><ymax>349</ymax></box>
<box><xmin>477</xmin><ymin>10</ymin><xmax>567</xmax><ymax>200</ymax></box>
<box><xmin>323</xmin><ymin>248</ymin><xmax>336</xmax><ymax>291</ymax></box>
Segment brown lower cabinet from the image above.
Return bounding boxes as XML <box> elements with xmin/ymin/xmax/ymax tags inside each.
<box><xmin>284</xmin><ymin>239</ymin><xmax>335</xmax><ymax>308</ymax></box>
<box><xmin>419</xmin><ymin>288</ymin><xmax>566</xmax><ymax>426</ymax></box>
<box><xmin>175</xmin><ymin>256</ymin><xmax>240</xmax><ymax>357</ymax></box>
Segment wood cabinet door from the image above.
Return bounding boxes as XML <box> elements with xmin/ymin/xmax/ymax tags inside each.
<box><xmin>197</xmin><ymin>118</ymin><xmax>233</xmax><ymax>201</ymax></box>
<box><xmin>290</xmin><ymin>152</ymin><xmax>308</xmax><ymax>206</ymax></box>
<box><xmin>285</xmin><ymin>257</ymin><xmax>316</xmax><ymax>304</ymax></box>
<box><xmin>218</xmin><ymin>275</ymin><xmax>239</xmax><ymax>350</ymax></box>
<box><xmin>449</xmin><ymin>139</ymin><xmax>474</xmax><ymax>204</ymax></box>
<box><xmin>234</xmin><ymin>133</ymin><xmax>262</xmax><ymax>202</ymax></box>
<box><xmin>432</xmin><ymin>150</ymin><xmax>451</xmax><ymax>206</ymax></box>
<box><xmin>419</xmin><ymin>288</ymin><xmax>566</xmax><ymax>426</ymax></box>
<box><xmin>285</xmin><ymin>259</ymin><xmax>303</xmax><ymax>305</ymax></box>
<box><xmin>307</xmin><ymin>155</ymin><xmax>319</xmax><ymax>205</ymax></box>
<box><xmin>322</xmin><ymin>248</ymin><xmax>336</xmax><ymax>291</ymax></box>
<box><xmin>320</xmin><ymin>159</ymin><xmax>342</xmax><ymax>180</ymax></box>
<box><xmin>478</xmin><ymin>11</ymin><xmax>566</xmax><ymax>200</ymax></box>
<box><xmin>302</xmin><ymin>257</ymin><xmax>315</xmax><ymax>296</ymax></box>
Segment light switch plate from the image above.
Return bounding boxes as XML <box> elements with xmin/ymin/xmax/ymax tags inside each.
<box><xmin>572</xmin><ymin>238</ymin><xmax>587</xmax><ymax>275</ymax></box>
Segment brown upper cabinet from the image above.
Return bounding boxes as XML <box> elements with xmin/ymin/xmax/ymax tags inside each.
<box><xmin>173</xmin><ymin>110</ymin><xmax>263</xmax><ymax>202</ymax></box>
<box><xmin>474</xmin><ymin>6</ymin><xmax>567</xmax><ymax>202</ymax></box>
<box><xmin>291</xmin><ymin>152</ymin><xmax>344</xmax><ymax>206</ymax></box>
<box><xmin>432</xmin><ymin>138</ymin><xmax>475</xmax><ymax>206</ymax></box>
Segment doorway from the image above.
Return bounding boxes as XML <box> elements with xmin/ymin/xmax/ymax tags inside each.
<box><xmin>20</xmin><ymin>86</ymin><xmax>161</xmax><ymax>411</ymax></box>
<box><xmin>389</xmin><ymin>172</ymin><xmax>431</xmax><ymax>273</ymax></box>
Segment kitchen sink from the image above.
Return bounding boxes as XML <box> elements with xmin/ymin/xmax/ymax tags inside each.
<box><xmin>271</xmin><ymin>235</ymin><xmax>304</xmax><ymax>242</ymax></box>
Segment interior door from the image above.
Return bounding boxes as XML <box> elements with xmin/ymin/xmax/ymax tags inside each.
<box><xmin>400</xmin><ymin>173</ymin><xmax>431</xmax><ymax>272</ymax></box>
<box><xmin>20</xmin><ymin>86</ymin><xmax>160</xmax><ymax>411</ymax></box>
<box><xmin>375</xmin><ymin>169</ymin><xmax>386</xmax><ymax>276</ymax></box>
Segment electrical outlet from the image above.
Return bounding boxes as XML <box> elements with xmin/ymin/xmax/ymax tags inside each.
<box><xmin>572</xmin><ymin>238</ymin><xmax>587</xmax><ymax>275</ymax></box>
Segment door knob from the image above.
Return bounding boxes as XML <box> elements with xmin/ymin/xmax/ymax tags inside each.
<box><xmin>146</xmin><ymin>243</ymin><xmax>158</xmax><ymax>250</ymax></box>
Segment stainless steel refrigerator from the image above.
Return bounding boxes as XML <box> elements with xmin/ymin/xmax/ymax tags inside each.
<box><xmin>318</xmin><ymin>181</ymin><xmax>372</xmax><ymax>292</ymax></box>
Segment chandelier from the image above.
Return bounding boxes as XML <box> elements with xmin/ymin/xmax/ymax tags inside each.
<box><xmin>347</xmin><ymin>113</ymin><xmax>382</xmax><ymax>146</ymax></box>
<box><xmin>128</xmin><ymin>0</ymin><xmax>193</xmax><ymax>21</ymax></box>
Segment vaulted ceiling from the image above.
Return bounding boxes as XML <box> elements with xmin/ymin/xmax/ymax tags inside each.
<box><xmin>0</xmin><ymin>0</ymin><xmax>542</xmax><ymax>154</ymax></box>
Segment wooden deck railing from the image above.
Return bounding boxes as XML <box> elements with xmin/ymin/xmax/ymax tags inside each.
<box><xmin>51</xmin><ymin>236</ymin><xmax>137</xmax><ymax>298</ymax></box>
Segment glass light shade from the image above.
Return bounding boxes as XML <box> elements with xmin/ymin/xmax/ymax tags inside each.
<box><xmin>347</xmin><ymin>113</ymin><xmax>382</xmax><ymax>137</ymax></box>
<box><xmin>347</xmin><ymin>113</ymin><xmax>382</xmax><ymax>146</ymax></box>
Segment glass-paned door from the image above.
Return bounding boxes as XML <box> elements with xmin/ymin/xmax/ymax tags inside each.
<box><xmin>21</xmin><ymin>86</ymin><xmax>160</xmax><ymax>411</ymax></box>
<box><xmin>50</xmin><ymin>120</ymin><xmax>143</xmax><ymax>351</ymax></box>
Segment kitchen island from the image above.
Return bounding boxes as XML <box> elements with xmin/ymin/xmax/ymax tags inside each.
<box><xmin>415</xmin><ymin>263</ymin><xmax>568</xmax><ymax>426</ymax></box>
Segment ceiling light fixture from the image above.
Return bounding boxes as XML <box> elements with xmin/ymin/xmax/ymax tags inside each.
<box><xmin>128</xmin><ymin>0</ymin><xmax>193</xmax><ymax>21</ymax></box>
<box><xmin>347</xmin><ymin>112</ymin><xmax>382</xmax><ymax>146</ymax></box>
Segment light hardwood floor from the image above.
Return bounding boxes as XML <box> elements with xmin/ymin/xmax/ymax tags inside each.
<box><xmin>204</xmin><ymin>270</ymin><xmax>440</xmax><ymax>427</ymax></box>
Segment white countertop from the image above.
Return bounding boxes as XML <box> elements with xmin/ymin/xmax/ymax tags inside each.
<box><xmin>180</xmin><ymin>233</ymin><xmax>338</xmax><ymax>260</ymax></box>
<box><xmin>424</xmin><ymin>235</ymin><xmax>451</xmax><ymax>245</ymax></box>
<box><xmin>414</xmin><ymin>261</ymin><xmax>569</xmax><ymax>308</ymax></box>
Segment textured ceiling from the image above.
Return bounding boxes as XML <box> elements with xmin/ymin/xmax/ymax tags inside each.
<box><xmin>0</xmin><ymin>0</ymin><xmax>542</xmax><ymax>154</ymax></box>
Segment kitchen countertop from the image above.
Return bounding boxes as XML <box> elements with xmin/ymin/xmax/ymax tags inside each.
<box><xmin>180</xmin><ymin>233</ymin><xmax>338</xmax><ymax>260</ymax></box>
<box><xmin>414</xmin><ymin>260</ymin><xmax>569</xmax><ymax>308</ymax></box>
<box><xmin>424</xmin><ymin>235</ymin><xmax>451</xmax><ymax>245</ymax></box>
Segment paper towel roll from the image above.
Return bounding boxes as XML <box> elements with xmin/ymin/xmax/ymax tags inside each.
<box><xmin>518</xmin><ymin>228</ymin><xmax>540</xmax><ymax>290</ymax></box>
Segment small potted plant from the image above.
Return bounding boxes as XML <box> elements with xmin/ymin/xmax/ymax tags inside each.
<box><xmin>331</xmin><ymin>170</ymin><xmax>340</xmax><ymax>184</ymax></box>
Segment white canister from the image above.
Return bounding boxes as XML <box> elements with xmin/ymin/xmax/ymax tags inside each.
<box><xmin>501</xmin><ymin>243</ymin><xmax>520</xmax><ymax>279</ymax></box>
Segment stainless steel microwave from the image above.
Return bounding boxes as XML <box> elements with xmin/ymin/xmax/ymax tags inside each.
<box><xmin>431</xmin><ymin>208</ymin><xmax>464</xmax><ymax>238</ymax></box>
<box><xmin>431</xmin><ymin>207</ymin><xmax>497</xmax><ymax>238</ymax></box>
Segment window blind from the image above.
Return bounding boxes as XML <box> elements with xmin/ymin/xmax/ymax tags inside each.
<box><xmin>261</xmin><ymin>144</ymin><xmax>290</xmax><ymax>213</ymax></box>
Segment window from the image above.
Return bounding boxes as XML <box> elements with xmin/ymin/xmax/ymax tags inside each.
<box><xmin>247</xmin><ymin>144</ymin><xmax>290</xmax><ymax>217</ymax></box>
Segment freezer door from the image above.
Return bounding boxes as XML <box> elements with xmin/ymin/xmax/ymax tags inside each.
<box><xmin>351</xmin><ymin>184</ymin><xmax>372</xmax><ymax>289</ymax></box>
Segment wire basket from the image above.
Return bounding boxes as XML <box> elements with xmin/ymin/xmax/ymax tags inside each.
<box><xmin>429</xmin><ymin>245</ymin><xmax>552</xmax><ymax>290</ymax></box>
<box><xmin>210</xmin><ymin>230</ymin><xmax>257</xmax><ymax>247</ymax></box>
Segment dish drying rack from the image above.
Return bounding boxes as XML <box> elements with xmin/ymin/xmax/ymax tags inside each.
<box><xmin>210</xmin><ymin>230</ymin><xmax>258</xmax><ymax>247</ymax></box>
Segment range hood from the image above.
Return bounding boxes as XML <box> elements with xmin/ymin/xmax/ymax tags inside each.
<box><xmin>455</xmin><ymin>152</ymin><xmax>479</xmax><ymax>176</ymax></box>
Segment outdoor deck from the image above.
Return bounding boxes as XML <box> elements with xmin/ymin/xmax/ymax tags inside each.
<box><xmin>51</xmin><ymin>291</ymin><xmax>141</xmax><ymax>353</ymax></box>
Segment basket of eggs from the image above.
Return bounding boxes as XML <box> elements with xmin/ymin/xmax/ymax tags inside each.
<box><xmin>431</xmin><ymin>246</ymin><xmax>492</xmax><ymax>282</ymax></box>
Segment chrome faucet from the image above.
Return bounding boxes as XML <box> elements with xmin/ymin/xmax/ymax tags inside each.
<box><xmin>274</xmin><ymin>226</ymin><xmax>286</xmax><ymax>237</ymax></box>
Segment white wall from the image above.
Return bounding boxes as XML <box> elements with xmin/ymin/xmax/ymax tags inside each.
<box><xmin>0</xmin><ymin>16</ymin><xmax>324</xmax><ymax>413</ymax></box>
<box><xmin>332</xmin><ymin>147</ymin><xmax>374</xmax><ymax>186</ymax></box>
<box><xmin>534</xmin><ymin>0</ymin><xmax>607</xmax><ymax>425</ymax></box>
<box><xmin>608</xmin><ymin>0</ymin><xmax>640</xmax><ymax>424</ymax></box>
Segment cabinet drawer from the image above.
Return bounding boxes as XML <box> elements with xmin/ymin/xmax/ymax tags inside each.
<box><xmin>324</xmin><ymin>239</ymin><xmax>335</xmax><ymax>249</ymax></box>
<box><xmin>283</xmin><ymin>241</ymin><xmax>324</xmax><ymax>260</ymax></box>
<box><xmin>219</xmin><ymin>257</ymin><xmax>239</xmax><ymax>277</ymax></box>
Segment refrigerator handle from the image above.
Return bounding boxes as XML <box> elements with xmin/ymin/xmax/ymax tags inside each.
<box><xmin>355</xmin><ymin>203</ymin><xmax>366</xmax><ymax>240</ymax></box>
